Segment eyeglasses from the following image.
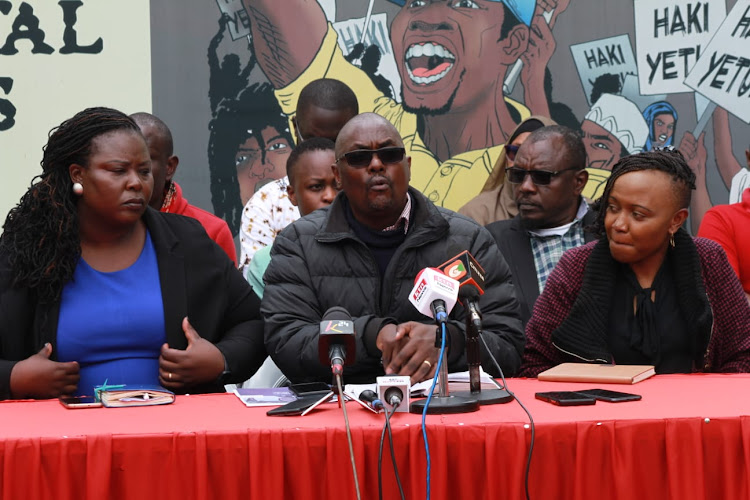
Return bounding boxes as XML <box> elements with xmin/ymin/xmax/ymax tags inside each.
<box><xmin>505</xmin><ymin>144</ymin><xmax>521</xmax><ymax>162</ymax></box>
<box><xmin>505</xmin><ymin>166</ymin><xmax>582</xmax><ymax>185</ymax></box>
<box><xmin>336</xmin><ymin>147</ymin><xmax>406</xmax><ymax>168</ymax></box>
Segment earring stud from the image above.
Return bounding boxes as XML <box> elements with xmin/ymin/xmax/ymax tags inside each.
<box><xmin>72</xmin><ymin>182</ymin><xmax>83</xmax><ymax>195</ymax></box>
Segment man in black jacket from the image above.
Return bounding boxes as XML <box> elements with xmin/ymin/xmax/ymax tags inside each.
<box><xmin>262</xmin><ymin>113</ymin><xmax>524</xmax><ymax>384</ymax></box>
<box><xmin>487</xmin><ymin>125</ymin><xmax>595</xmax><ymax>326</ymax></box>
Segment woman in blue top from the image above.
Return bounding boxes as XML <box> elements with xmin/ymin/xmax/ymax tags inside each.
<box><xmin>0</xmin><ymin>107</ymin><xmax>266</xmax><ymax>399</ymax></box>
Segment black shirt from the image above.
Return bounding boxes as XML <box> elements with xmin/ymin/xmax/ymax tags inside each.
<box><xmin>607</xmin><ymin>254</ymin><xmax>693</xmax><ymax>373</ymax></box>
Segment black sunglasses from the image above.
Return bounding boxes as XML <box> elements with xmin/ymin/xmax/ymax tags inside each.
<box><xmin>336</xmin><ymin>147</ymin><xmax>406</xmax><ymax>168</ymax></box>
<box><xmin>505</xmin><ymin>166</ymin><xmax>582</xmax><ymax>186</ymax></box>
<box><xmin>505</xmin><ymin>144</ymin><xmax>521</xmax><ymax>162</ymax></box>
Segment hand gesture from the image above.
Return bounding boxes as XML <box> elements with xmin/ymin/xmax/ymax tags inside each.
<box><xmin>159</xmin><ymin>317</ymin><xmax>226</xmax><ymax>389</ymax></box>
<box><xmin>378</xmin><ymin>322</ymin><xmax>439</xmax><ymax>385</ymax></box>
<box><xmin>679</xmin><ymin>131</ymin><xmax>707</xmax><ymax>184</ymax></box>
<box><xmin>9</xmin><ymin>343</ymin><xmax>80</xmax><ymax>399</ymax></box>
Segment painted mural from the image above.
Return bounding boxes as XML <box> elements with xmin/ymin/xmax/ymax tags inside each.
<box><xmin>200</xmin><ymin>0</ymin><xmax>750</xmax><ymax>236</ymax></box>
<box><xmin>2</xmin><ymin>1</ymin><xmax>748</xmax><ymax>237</ymax></box>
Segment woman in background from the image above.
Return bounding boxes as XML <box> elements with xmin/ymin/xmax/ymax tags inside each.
<box><xmin>0</xmin><ymin>107</ymin><xmax>266</xmax><ymax>399</ymax></box>
<box><xmin>521</xmin><ymin>150</ymin><xmax>750</xmax><ymax>376</ymax></box>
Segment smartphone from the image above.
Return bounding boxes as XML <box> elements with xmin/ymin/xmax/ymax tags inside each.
<box><xmin>266</xmin><ymin>394</ymin><xmax>327</xmax><ymax>416</ymax></box>
<box><xmin>576</xmin><ymin>389</ymin><xmax>642</xmax><ymax>403</ymax></box>
<box><xmin>535</xmin><ymin>391</ymin><xmax>596</xmax><ymax>406</ymax></box>
<box><xmin>59</xmin><ymin>396</ymin><xmax>103</xmax><ymax>409</ymax></box>
<box><xmin>289</xmin><ymin>382</ymin><xmax>332</xmax><ymax>398</ymax></box>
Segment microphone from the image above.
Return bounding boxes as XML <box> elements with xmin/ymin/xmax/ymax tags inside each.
<box><xmin>318</xmin><ymin>306</ymin><xmax>356</xmax><ymax>376</ymax></box>
<box><xmin>359</xmin><ymin>390</ymin><xmax>384</xmax><ymax>412</ymax></box>
<box><xmin>439</xmin><ymin>250</ymin><xmax>486</xmax><ymax>393</ymax></box>
<box><xmin>438</xmin><ymin>250</ymin><xmax>486</xmax><ymax>300</ymax></box>
<box><xmin>408</xmin><ymin>268</ymin><xmax>460</xmax><ymax>324</ymax></box>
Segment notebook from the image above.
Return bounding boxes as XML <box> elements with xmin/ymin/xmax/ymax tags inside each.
<box><xmin>98</xmin><ymin>385</ymin><xmax>175</xmax><ymax>407</ymax></box>
<box><xmin>537</xmin><ymin>363</ymin><xmax>655</xmax><ymax>384</ymax></box>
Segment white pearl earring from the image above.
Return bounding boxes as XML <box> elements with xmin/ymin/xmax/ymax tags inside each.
<box><xmin>72</xmin><ymin>182</ymin><xmax>83</xmax><ymax>195</ymax></box>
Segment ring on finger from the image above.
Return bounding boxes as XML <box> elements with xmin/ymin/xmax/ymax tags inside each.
<box><xmin>422</xmin><ymin>360</ymin><xmax>432</xmax><ymax>369</ymax></box>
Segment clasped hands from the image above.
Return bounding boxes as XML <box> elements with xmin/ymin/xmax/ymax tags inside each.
<box><xmin>376</xmin><ymin>321</ymin><xmax>441</xmax><ymax>385</ymax></box>
<box><xmin>10</xmin><ymin>317</ymin><xmax>225</xmax><ymax>399</ymax></box>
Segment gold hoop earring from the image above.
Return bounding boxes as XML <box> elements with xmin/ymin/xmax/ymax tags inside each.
<box><xmin>669</xmin><ymin>232</ymin><xmax>675</xmax><ymax>248</ymax></box>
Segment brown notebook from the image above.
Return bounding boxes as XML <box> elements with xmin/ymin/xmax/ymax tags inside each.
<box><xmin>537</xmin><ymin>363</ymin><xmax>655</xmax><ymax>384</ymax></box>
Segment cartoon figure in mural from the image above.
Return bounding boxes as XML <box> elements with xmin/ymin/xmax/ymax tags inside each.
<box><xmin>712</xmin><ymin>107</ymin><xmax>750</xmax><ymax>205</ymax></box>
<box><xmin>208</xmin><ymin>14</ymin><xmax>255</xmax><ymax>114</ymax></box>
<box><xmin>241</xmin><ymin>0</ymin><xmax>571</xmax><ymax>210</ymax></box>
<box><xmin>579</xmin><ymin>93</ymin><xmax>648</xmax><ymax>200</ymax></box>
<box><xmin>344</xmin><ymin>43</ymin><xmax>395</xmax><ymax>99</ymax></box>
<box><xmin>642</xmin><ymin>101</ymin><xmax>677</xmax><ymax>151</ymax></box>
<box><xmin>207</xmin><ymin>82</ymin><xmax>293</xmax><ymax>233</ymax></box>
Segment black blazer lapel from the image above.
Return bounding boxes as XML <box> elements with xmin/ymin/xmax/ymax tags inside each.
<box><xmin>505</xmin><ymin>219</ymin><xmax>540</xmax><ymax>323</ymax></box>
<box><xmin>144</xmin><ymin>209</ymin><xmax>189</xmax><ymax>350</ymax></box>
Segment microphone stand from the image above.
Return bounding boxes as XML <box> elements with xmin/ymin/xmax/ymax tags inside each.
<box><xmin>453</xmin><ymin>301</ymin><xmax>514</xmax><ymax>405</ymax></box>
<box><xmin>409</xmin><ymin>323</ymin><xmax>480</xmax><ymax>415</ymax></box>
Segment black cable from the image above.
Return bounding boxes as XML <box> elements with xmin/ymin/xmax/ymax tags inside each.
<box><xmin>377</xmin><ymin>404</ymin><xmax>406</xmax><ymax>500</ymax></box>
<box><xmin>385</xmin><ymin>403</ymin><xmax>406</xmax><ymax>500</ymax></box>
<box><xmin>479</xmin><ymin>331</ymin><xmax>535</xmax><ymax>500</ymax></box>
<box><xmin>378</xmin><ymin>414</ymin><xmax>386</xmax><ymax>500</ymax></box>
<box><xmin>335</xmin><ymin>372</ymin><xmax>362</xmax><ymax>500</ymax></box>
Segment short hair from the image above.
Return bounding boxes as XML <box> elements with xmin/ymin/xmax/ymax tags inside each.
<box><xmin>500</xmin><ymin>3</ymin><xmax>522</xmax><ymax>39</ymax></box>
<box><xmin>130</xmin><ymin>112</ymin><xmax>174</xmax><ymax>157</ymax></box>
<box><xmin>297</xmin><ymin>79</ymin><xmax>358</xmax><ymax>116</ymax></box>
<box><xmin>592</xmin><ymin>149</ymin><xmax>696</xmax><ymax>235</ymax></box>
<box><xmin>526</xmin><ymin>125</ymin><xmax>586</xmax><ymax>171</ymax></box>
<box><xmin>286</xmin><ymin>137</ymin><xmax>335</xmax><ymax>184</ymax></box>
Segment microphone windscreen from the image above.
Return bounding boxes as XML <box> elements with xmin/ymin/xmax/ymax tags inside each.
<box><xmin>321</xmin><ymin>306</ymin><xmax>353</xmax><ymax>322</ymax></box>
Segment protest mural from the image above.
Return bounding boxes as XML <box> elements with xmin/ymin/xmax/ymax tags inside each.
<box><xmin>685</xmin><ymin>0</ymin><xmax>750</xmax><ymax>123</ymax></box>
<box><xmin>634</xmin><ymin>0</ymin><xmax>726</xmax><ymax>95</ymax></box>
<box><xmin>571</xmin><ymin>34</ymin><xmax>638</xmax><ymax>107</ymax></box>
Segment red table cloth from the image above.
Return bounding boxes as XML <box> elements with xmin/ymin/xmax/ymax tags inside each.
<box><xmin>2</xmin><ymin>374</ymin><xmax>749</xmax><ymax>500</ymax></box>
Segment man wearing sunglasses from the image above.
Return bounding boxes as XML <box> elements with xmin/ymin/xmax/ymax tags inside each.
<box><xmin>487</xmin><ymin>125</ymin><xmax>596</xmax><ymax>326</ymax></box>
<box><xmin>262</xmin><ymin>113</ymin><xmax>524</xmax><ymax>385</ymax></box>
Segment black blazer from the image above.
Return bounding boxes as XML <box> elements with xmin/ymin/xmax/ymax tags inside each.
<box><xmin>0</xmin><ymin>208</ymin><xmax>266</xmax><ymax>399</ymax></box>
<box><xmin>486</xmin><ymin>209</ymin><xmax>598</xmax><ymax>326</ymax></box>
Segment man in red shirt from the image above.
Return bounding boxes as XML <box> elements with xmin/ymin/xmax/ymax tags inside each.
<box><xmin>132</xmin><ymin>112</ymin><xmax>237</xmax><ymax>265</ymax></box>
<box><xmin>698</xmin><ymin>187</ymin><xmax>750</xmax><ymax>304</ymax></box>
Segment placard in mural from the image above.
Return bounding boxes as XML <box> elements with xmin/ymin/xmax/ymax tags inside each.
<box><xmin>634</xmin><ymin>0</ymin><xmax>726</xmax><ymax>95</ymax></box>
<box><xmin>685</xmin><ymin>0</ymin><xmax>750</xmax><ymax>123</ymax></box>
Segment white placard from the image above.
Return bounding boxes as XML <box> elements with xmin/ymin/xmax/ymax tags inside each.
<box><xmin>570</xmin><ymin>35</ymin><xmax>638</xmax><ymax>107</ymax></box>
<box><xmin>685</xmin><ymin>0</ymin><xmax>750</xmax><ymax>123</ymax></box>
<box><xmin>634</xmin><ymin>0</ymin><xmax>726</xmax><ymax>95</ymax></box>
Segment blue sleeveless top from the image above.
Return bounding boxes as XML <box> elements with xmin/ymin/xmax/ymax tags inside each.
<box><xmin>57</xmin><ymin>231</ymin><xmax>166</xmax><ymax>395</ymax></box>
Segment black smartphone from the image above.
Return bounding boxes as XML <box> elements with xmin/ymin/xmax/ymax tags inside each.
<box><xmin>289</xmin><ymin>382</ymin><xmax>331</xmax><ymax>397</ymax></box>
<box><xmin>535</xmin><ymin>391</ymin><xmax>596</xmax><ymax>406</ymax></box>
<box><xmin>59</xmin><ymin>396</ymin><xmax>103</xmax><ymax>409</ymax></box>
<box><xmin>576</xmin><ymin>389</ymin><xmax>642</xmax><ymax>402</ymax></box>
<box><xmin>266</xmin><ymin>395</ymin><xmax>326</xmax><ymax>416</ymax></box>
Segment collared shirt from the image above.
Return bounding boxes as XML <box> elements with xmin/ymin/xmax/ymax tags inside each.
<box><xmin>238</xmin><ymin>176</ymin><xmax>300</xmax><ymax>270</ymax></box>
<box><xmin>382</xmin><ymin>193</ymin><xmax>412</xmax><ymax>234</ymax></box>
<box><xmin>529</xmin><ymin>199</ymin><xmax>589</xmax><ymax>293</ymax></box>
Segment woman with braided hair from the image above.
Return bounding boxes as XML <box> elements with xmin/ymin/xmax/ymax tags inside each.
<box><xmin>0</xmin><ymin>107</ymin><xmax>266</xmax><ymax>400</ymax></box>
<box><xmin>520</xmin><ymin>150</ymin><xmax>750</xmax><ymax>376</ymax></box>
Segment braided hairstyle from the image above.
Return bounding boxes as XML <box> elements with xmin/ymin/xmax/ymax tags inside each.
<box><xmin>1</xmin><ymin>107</ymin><xmax>141</xmax><ymax>303</ymax></box>
<box><xmin>592</xmin><ymin>149</ymin><xmax>696</xmax><ymax>236</ymax></box>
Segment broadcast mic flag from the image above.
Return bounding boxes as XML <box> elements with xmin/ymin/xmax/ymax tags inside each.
<box><xmin>408</xmin><ymin>268</ymin><xmax>460</xmax><ymax>323</ymax></box>
<box><xmin>318</xmin><ymin>306</ymin><xmax>356</xmax><ymax>375</ymax></box>
<box><xmin>438</xmin><ymin>250</ymin><xmax>486</xmax><ymax>301</ymax></box>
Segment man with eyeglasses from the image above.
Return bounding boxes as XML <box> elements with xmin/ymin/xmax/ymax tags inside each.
<box><xmin>262</xmin><ymin>113</ymin><xmax>524</xmax><ymax>384</ymax></box>
<box><xmin>487</xmin><ymin>125</ymin><xmax>596</xmax><ymax>326</ymax></box>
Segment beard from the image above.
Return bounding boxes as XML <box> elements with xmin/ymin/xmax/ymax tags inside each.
<box><xmin>399</xmin><ymin>69</ymin><xmax>465</xmax><ymax>117</ymax></box>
